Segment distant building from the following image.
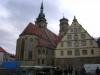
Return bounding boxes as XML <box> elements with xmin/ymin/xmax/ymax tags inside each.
<box><xmin>0</xmin><ymin>47</ymin><xmax>15</xmax><ymax>64</ymax></box>
<box><xmin>0</xmin><ymin>47</ymin><xmax>6</xmax><ymax>64</ymax></box>
<box><xmin>5</xmin><ymin>53</ymin><xmax>15</xmax><ymax>61</ymax></box>
<box><xmin>55</xmin><ymin>16</ymin><xmax>100</xmax><ymax>69</ymax></box>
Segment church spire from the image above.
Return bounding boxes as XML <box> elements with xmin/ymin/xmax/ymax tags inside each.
<box><xmin>63</xmin><ymin>13</ymin><xmax>65</xmax><ymax>18</ymax></box>
<box><xmin>35</xmin><ymin>1</ymin><xmax>47</xmax><ymax>28</ymax></box>
<box><xmin>38</xmin><ymin>1</ymin><xmax>45</xmax><ymax>19</ymax></box>
<box><xmin>40</xmin><ymin>1</ymin><xmax>43</xmax><ymax>13</ymax></box>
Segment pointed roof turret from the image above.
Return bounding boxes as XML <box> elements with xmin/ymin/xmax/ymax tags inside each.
<box><xmin>35</xmin><ymin>1</ymin><xmax>47</xmax><ymax>28</ymax></box>
<box><xmin>73</xmin><ymin>16</ymin><xmax>77</xmax><ymax>22</ymax></box>
<box><xmin>36</xmin><ymin>1</ymin><xmax>46</xmax><ymax>23</ymax></box>
<box><xmin>40</xmin><ymin>1</ymin><xmax>43</xmax><ymax>13</ymax></box>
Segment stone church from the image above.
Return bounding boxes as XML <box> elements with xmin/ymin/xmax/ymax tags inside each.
<box><xmin>16</xmin><ymin>2</ymin><xmax>59</xmax><ymax>66</ymax></box>
<box><xmin>16</xmin><ymin>2</ymin><xmax>100</xmax><ymax>68</ymax></box>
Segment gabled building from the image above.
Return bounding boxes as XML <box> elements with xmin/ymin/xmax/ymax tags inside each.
<box><xmin>16</xmin><ymin>2</ymin><xmax>59</xmax><ymax>66</ymax></box>
<box><xmin>55</xmin><ymin>16</ymin><xmax>100</xmax><ymax>69</ymax></box>
<box><xmin>0</xmin><ymin>47</ymin><xmax>6</xmax><ymax>64</ymax></box>
<box><xmin>0</xmin><ymin>47</ymin><xmax>15</xmax><ymax>64</ymax></box>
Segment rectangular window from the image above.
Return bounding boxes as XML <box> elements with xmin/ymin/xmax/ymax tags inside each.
<box><xmin>42</xmin><ymin>59</ymin><xmax>45</xmax><ymax>64</ymax></box>
<box><xmin>61</xmin><ymin>51</ymin><xmax>64</xmax><ymax>56</ymax></box>
<box><xmin>91</xmin><ymin>49</ymin><xmax>94</xmax><ymax>55</ymax></box>
<box><xmin>81</xmin><ymin>40</ymin><xmax>86</xmax><ymax>46</ymax></box>
<box><xmin>67</xmin><ymin>41</ymin><xmax>72</xmax><ymax>47</ymax></box>
<box><xmin>74</xmin><ymin>34</ymin><xmax>78</xmax><ymax>40</ymax></box>
<box><xmin>67</xmin><ymin>51</ymin><xmax>72</xmax><ymax>55</ymax></box>
<box><xmin>74</xmin><ymin>28</ymin><xmax>78</xmax><ymax>33</ymax></box>
<box><xmin>70</xmin><ymin>28</ymin><xmax>73</xmax><ymax>32</ymax></box>
<box><xmin>75</xmin><ymin>49</ymin><xmax>80</xmax><ymax>56</ymax></box>
<box><xmin>78</xmin><ymin>28</ymin><xmax>81</xmax><ymax>32</ymax></box>
<box><xmin>38</xmin><ymin>58</ymin><xmax>40</xmax><ymax>64</ymax></box>
<box><xmin>38</xmin><ymin>49</ymin><xmax>41</xmax><ymax>55</ymax></box>
<box><xmin>67</xmin><ymin>35</ymin><xmax>72</xmax><ymax>39</ymax></box>
<box><xmin>61</xmin><ymin>42</ymin><xmax>64</xmax><ymax>47</ymax></box>
<box><xmin>90</xmin><ymin>40</ymin><xmax>93</xmax><ymax>45</ymax></box>
<box><xmin>74</xmin><ymin>41</ymin><xmax>79</xmax><ymax>47</ymax></box>
<box><xmin>82</xmin><ymin>50</ymin><xmax>87</xmax><ymax>55</ymax></box>
<box><xmin>81</xmin><ymin>34</ymin><xmax>86</xmax><ymax>38</ymax></box>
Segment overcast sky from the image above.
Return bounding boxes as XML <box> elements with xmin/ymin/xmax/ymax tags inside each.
<box><xmin>0</xmin><ymin>0</ymin><xmax>100</xmax><ymax>54</ymax></box>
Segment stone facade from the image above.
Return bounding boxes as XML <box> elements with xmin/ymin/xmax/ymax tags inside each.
<box><xmin>55</xmin><ymin>16</ymin><xmax>100</xmax><ymax>69</ymax></box>
<box><xmin>16</xmin><ymin>3</ymin><xmax>58</xmax><ymax>66</ymax></box>
<box><xmin>16</xmin><ymin>26</ymin><xmax>56</xmax><ymax>66</ymax></box>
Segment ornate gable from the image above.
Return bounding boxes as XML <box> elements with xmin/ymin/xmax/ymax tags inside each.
<box><xmin>56</xmin><ymin>16</ymin><xmax>100</xmax><ymax>58</ymax></box>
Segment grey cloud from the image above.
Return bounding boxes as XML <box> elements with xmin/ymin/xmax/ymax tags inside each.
<box><xmin>0</xmin><ymin>29</ymin><xmax>17</xmax><ymax>54</ymax></box>
<box><xmin>5</xmin><ymin>0</ymin><xmax>41</xmax><ymax>21</ymax></box>
<box><xmin>4</xmin><ymin>0</ymin><xmax>44</xmax><ymax>32</ymax></box>
<box><xmin>0</xmin><ymin>0</ymin><xmax>63</xmax><ymax>54</ymax></box>
<box><xmin>4</xmin><ymin>0</ymin><xmax>62</xmax><ymax>33</ymax></box>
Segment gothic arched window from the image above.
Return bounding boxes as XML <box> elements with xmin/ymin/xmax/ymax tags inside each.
<box><xmin>20</xmin><ymin>38</ymin><xmax>25</xmax><ymax>60</ymax></box>
<box><xmin>28</xmin><ymin>51</ymin><xmax>32</xmax><ymax>60</ymax></box>
<box><xmin>30</xmin><ymin>38</ymin><xmax>33</xmax><ymax>42</ymax></box>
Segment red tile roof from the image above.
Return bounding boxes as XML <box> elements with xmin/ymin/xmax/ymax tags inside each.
<box><xmin>37</xmin><ymin>38</ymin><xmax>53</xmax><ymax>48</ymax></box>
<box><xmin>20</xmin><ymin>22</ymin><xmax>60</xmax><ymax>48</ymax></box>
<box><xmin>0</xmin><ymin>47</ymin><xmax>6</xmax><ymax>52</ymax></box>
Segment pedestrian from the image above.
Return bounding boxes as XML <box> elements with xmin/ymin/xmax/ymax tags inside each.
<box><xmin>55</xmin><ymin>67</ymin><xmax>60</xmax><ymax>75</ymax></box>
<box><xmin>75</xmin><ymin>69</ymin><xmax>80</xmax><ymax>75</ymax></box>
<box><xmin>68</xmin><ymin>65</ymin><xmax>73</xmax><ymax>75</ymax></box>
<box><xmin>80</xmin><ymin>66</ymin><xmax>86</xmax><ymax>75</ymax></box>
<box><xmin>96</xmin><ymin>67</ymin><xmax>100</xmax><ymax>75</ymax></box>
<box><xmin>64</xmin><ymin>67</ymin><xmax>68</xmax><ymax>75</ymax></box>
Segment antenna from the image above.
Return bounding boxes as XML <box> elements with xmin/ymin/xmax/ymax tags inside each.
<box><xmin>63</xmin><ymin>13</ymin><xmax>65</xmax><ymax>18</ymax></box>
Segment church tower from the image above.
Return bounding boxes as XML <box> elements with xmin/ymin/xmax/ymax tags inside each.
<box><xmin>35</xmin><ymin>2</ymin><xmax>47</xmax><ymax>28</ymax></box>
<box><xmin>59</xmin><ymin>16</ymin><xmax>69</xmax><ymax>37</ymax></box>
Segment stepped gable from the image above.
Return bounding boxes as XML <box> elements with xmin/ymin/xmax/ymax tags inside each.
<box><xmin>0</xmin><ymin>47</ymin><xmax>6</xmax><ymax>52</ymax></box>
<box><xmin>20</xmin><ymin>22</ymin><xmax>59</xmax><ymax>48</ymax></box>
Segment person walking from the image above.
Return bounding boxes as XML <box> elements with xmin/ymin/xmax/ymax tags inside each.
<box><xmin>64</xmin><ymin>67</ymin><xmax>68</xmax><ymax>75</ymax></box>
<box><xmin>96</xmin><ymin>67</ymin><xmax>100</xmax><ymax>75</ymax></box>
<box><xmin>68</xmin><ymin>65</ymin><xmax>73</xmax><ymax>75</ymax></box>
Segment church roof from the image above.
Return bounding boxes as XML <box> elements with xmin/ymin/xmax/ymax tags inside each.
<box><xmin>37</xmin><ymin>38</ymin><xmax>53</xmax><ymax>48</ymax></box>
<box><xmin>20</xmin><ymin>23</ymin><xmax>38</xmax><ymax>36</ymax></box>
<box><xmin>20</xmin><ymin>22</ymin><xmax>59</xmax><ymax>48</ymax></box>
<box><xmin>0</xmin><ymin>47</ymin><xmax>6</xmax><ymax>52</ymax></box>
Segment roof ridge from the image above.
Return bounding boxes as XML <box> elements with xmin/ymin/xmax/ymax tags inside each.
<box><xmin>0</xmin><ymin>46</ymin><xmax>6</xmax><ymax>52</ymax></box>
<box><xmin>20</xmin><ymin>22</ymin><xmax>35</xmax><ymax>36</ymax></box>
<box><xmin>44</xmin><ymin>29</ymin><xmax>55</xmax><ymax>46</ymax></box>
